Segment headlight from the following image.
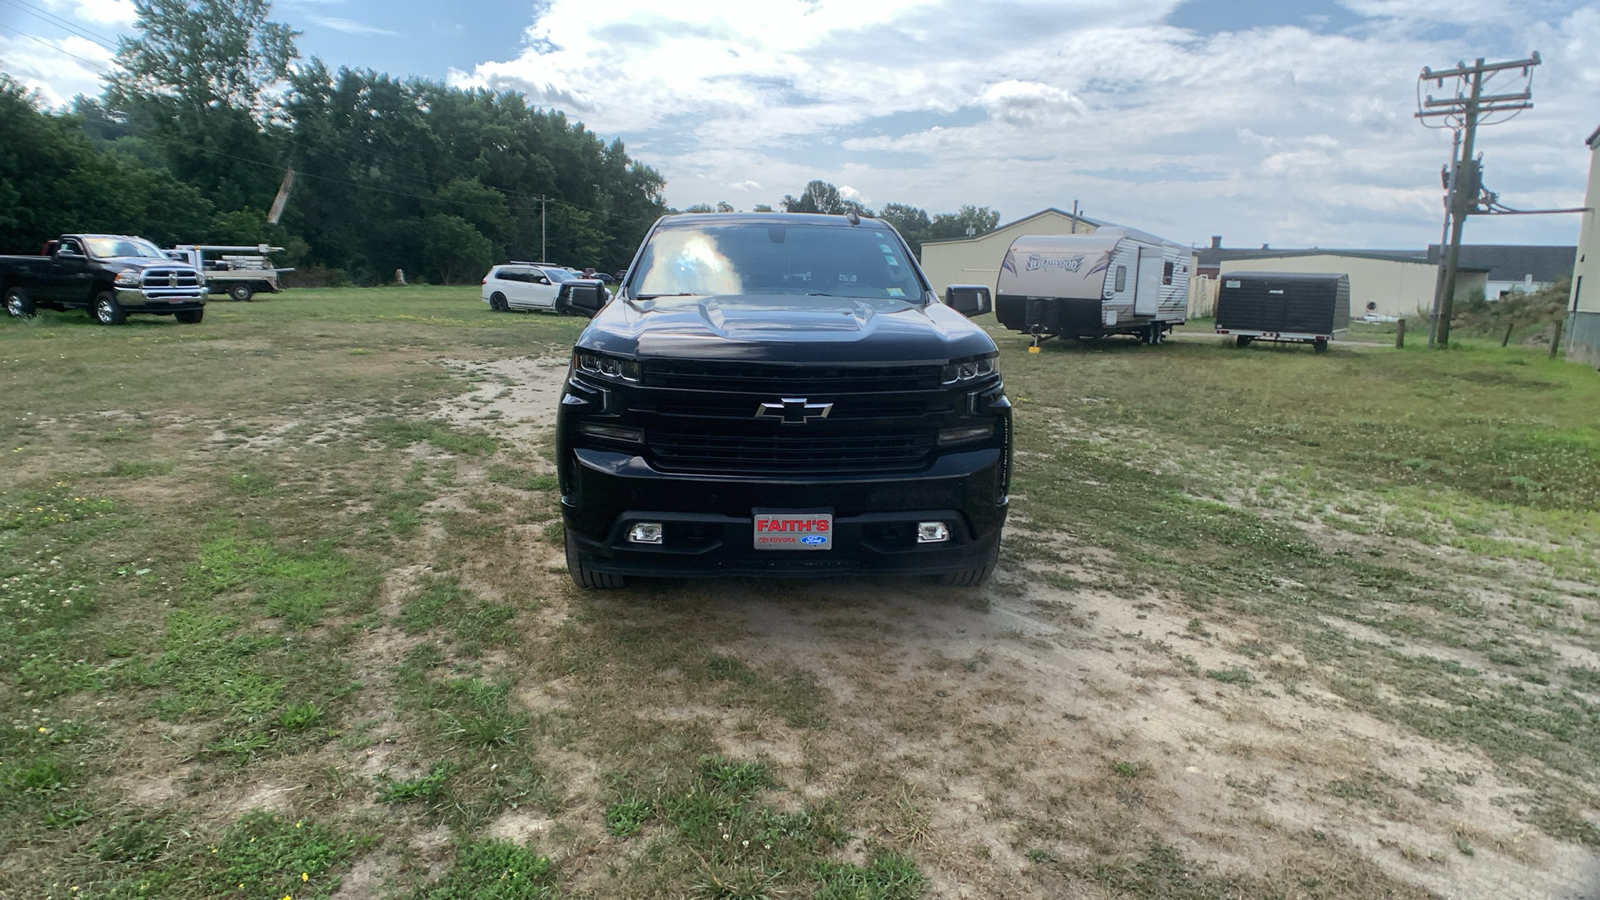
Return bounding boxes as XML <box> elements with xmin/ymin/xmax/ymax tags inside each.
<box><xmin>940</xmin><ymin>355</ymin><xmax>997</xmax><ymax>385</ymax></box>
<box><xmin>573</xmin><ymin>350</ymin><xmax>642</xmax><ymax>383</ymax></box>
<box><xmin>114</xmin><ymin>271</ymin><xmax>141</xmax><ymax>287</ymax></box>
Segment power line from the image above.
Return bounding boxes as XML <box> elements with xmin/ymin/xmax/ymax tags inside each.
<box><xmin>0</xmin><ymin>0</ymin><xmax>118</xmax><ymax>51</ymax></box>
<box><xmin>0</xmin><ymin>23</ymin><xmax>113</xmax><ymax>71</ymax></box>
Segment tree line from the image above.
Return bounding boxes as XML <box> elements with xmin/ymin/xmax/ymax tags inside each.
<box><xmin>0</xmin><ymin>0</ymin><xmax>999</xmax><ymax>283</ymax></box>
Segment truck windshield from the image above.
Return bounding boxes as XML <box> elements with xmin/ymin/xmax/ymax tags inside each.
<box><xmin>633</xmin><ymin>220</ymin><xmax>926</xmax><ymax>301</ymax></box>
<box><xmin>86</xmin><ymin>238</ymin><xmax>166</xmax><ymax>259</ymax></box>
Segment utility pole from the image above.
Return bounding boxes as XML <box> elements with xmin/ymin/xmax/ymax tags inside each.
<box><xmin>539</xmin><ymin>196</ymin><xmax>548</xmax><ymax>262</ymax></box>
<box><xmin>1416</xmin><ymin>53</ymin><xmax>1539</xmax><ymax>347</ymax></box>
<box><xmin>1070</xmin><ymin>199</ymin><xmax>1080</xmax><ymax>234</ymax></box>
<box><xmin>1427</xmin><ymin>130</ymin><xmax>1460</xmax><ymax>348</ymax></box>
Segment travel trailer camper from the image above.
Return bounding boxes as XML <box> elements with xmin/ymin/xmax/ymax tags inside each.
<box><xmin>995</xmin><ymin>229</ymin><xmax>1191</xmax><ymax>345</ymax></box>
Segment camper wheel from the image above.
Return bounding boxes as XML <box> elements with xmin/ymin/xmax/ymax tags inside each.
<box><xmin>1235</xmin><ymin>335</ymin><xmax>1253</xmax><ymax>349</ymax></box>
<box><xmin>1313</xmin><ymin>338</ymin><xmax>1329</xmax><ymax>353</ymax></box>
<box><xmin>1142</xmin><ymin>324</ymin><xmax>1165</xmax><ymax>346</ymax></box>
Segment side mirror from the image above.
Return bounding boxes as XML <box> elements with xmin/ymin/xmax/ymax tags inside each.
<box><xmin>563</xmin><ymin>282</ymin><xmax>607</xmax><ymax>318</ymax></box>
<box><xmin>945</xmin><ymin>284</ymin><xmax>992</xmax><ymax>318</ymax></box>
<box><xmin>57</xmin><ymin>247</ymin><xmax>83</xmax><ymax>259</ymax></box>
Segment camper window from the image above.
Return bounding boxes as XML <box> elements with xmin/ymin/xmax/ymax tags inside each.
<box><xmin>1162</xmin><ymin>261</ymin><xmax>1174</xmax><ymax>285</ymax></box>
<box><xmin>1114</xmin><ymin>266</ymin><xmax>1127</xmax><ymax>292</ymax></box>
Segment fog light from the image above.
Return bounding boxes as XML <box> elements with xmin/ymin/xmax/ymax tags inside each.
<box><xmin>916</xmin><ymin>521</ymin><xmax>950</xmax><ymax>543</ymax></box>
<box><xmin>628</xmin><ymin>522</ymin><xmax>663</xmax><ymax>544</ymax></box>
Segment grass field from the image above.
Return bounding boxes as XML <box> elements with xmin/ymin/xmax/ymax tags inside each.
<box><xmin>2</xmin><ymin>288</ymin><xmax>1597</xmax><ymax>898</ymax></box>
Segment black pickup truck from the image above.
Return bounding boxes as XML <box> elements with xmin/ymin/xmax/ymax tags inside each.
<box><xmin>2</xmin><ymin>234</ymin><xmax>207</xmax><ymax>325</ymax></box>
<box><xmin>555</xmin><ymin>212</ymin><xmax>1011</xmax><ymax>588</ymax></box>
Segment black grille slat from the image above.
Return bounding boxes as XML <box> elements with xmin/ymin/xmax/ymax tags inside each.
<box><xmin>644</xmin><ymin>360</ymin><xmax>941</xmax><ymax>393</ymax></box>
<box><xmin>648</xmin><ymin>431</ymin><xmax>935</xmax><ymax>475</ymax></box>
<box><xmin>637</xmin><ymin>399</ymin><xmax>940</xmax><ymax>421</ymax></box>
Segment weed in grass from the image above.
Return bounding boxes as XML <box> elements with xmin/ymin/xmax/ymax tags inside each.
<box><xmin>606</xmin><ymin>795</ymin><xmax>654</xmax><ymax>837</ymax></box>
<box><xmin>378</xmin><ymin>762</ymin><xmax>459</xmax><ymax>803</ymax></box>
<box><xmin>105</xmin><ymin>459</ymin><xmax>175</xmax><ymax>479</ymax></box>
<box><xmin>487</xmin><ymin>464</ymin><xmax>558</xmax><ymax>492</ymax></box>
<box><xmin>279</xmin><ymin>701</ymin><xmax>324</xmax><ymax>731</ymax></box>
<box><xmin>415</xmin><ymin>839</ymin><xmax>556</xmax><ymax>900</ymax></box>
<box><xmin>211</xmin><ymin>811</ymin><xmax>357</xmax><ymax>899</ymax></box>
<box><xmin>368</xmin><ymin>416</ymin><xmax>498</xmax><ymax>456</ymax></box>
<box><xmin>229</xmin><ymin>467</ymin><xmax>277</xmax><ymax>497</ymax></box>
<box><xmin>813</xmin><ymin>851</ymin><xmax>927</xmax><ymax>900</ymax></box>
<box><xmin>1205</xmin><ymin>667</ymin><xmax>1254</xmax><ymax>686</ymax></box>
<box><xmin>1110</xmin><ymin>760</ymin><xmax>1146</xmax><ymax>779</ymax></box>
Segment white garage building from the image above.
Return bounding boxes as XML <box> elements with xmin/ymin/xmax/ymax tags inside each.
<box><xmin>918</xmin><ymin>208</ymin><xmax>1101</xmax><ymax>296</ymax></box>
<box><xmin>1220</xmin><ymin>250</ymin><xmax>1489</xmax><ymax>321</ymax></box>
<box><xmin>1568</xmin><ymin>125</ymin><xmax>1600</xmax><ymax>367</ymax></box>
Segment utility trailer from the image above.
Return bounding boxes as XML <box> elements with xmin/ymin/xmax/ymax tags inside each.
<box><xmin>1214</xmin><ymin>271</ymin><xmax>1349</xmax><ymax>352</ymax></box>
<box><xmin>165</xmin><ymin>244</ymin><xmax>292</xmax><ymax>302</ymax></box>
<box><xmin>994</xmin><ymin>228</ymin><xmax>1191</xmax><ymax>347</ymax></box>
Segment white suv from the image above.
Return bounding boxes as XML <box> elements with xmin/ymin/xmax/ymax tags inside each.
<box><xmin>482</xmin><ymin>263</ymin><xmax>589</xmax><ymax>312</ymax></box>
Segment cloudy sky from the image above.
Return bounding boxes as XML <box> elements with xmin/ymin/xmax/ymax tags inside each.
<box><xmin>2</xmin><ymin>0</ymin><xmax>1595</xmax><ymax>249</ymax></box>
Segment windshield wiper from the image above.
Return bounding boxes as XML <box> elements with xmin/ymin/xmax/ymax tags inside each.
<box><xmin>636</xmin><ymin>292</ymin><xmax>697</xmax><ymax>300</ymax></box>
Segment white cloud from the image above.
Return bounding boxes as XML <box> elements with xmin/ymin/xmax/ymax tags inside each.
<box><xmin>309</xmin><ymin>16</ymin><xmax>399</xmax><ymax>36</ymax></box>
<box><xmin>62</xmin><ymin>0</ymin><xmax>137</xmax><ymax>28</ymax></box>
<box><xmin>978</xmin><ymin>80</ymin><xmax>1088</xmax><ymax>128</ymax></box>
<box><xmin>0</xmin><ymin>33</ymin><xmax>115</xmax><ymax>107</ymax></box>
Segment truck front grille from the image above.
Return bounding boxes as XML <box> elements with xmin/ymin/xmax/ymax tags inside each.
<box><xmin>643</xmin><ymin>360</ymin><xmax>942</xmax><ymax>394</ymax></box>
<box><xmin>141</xmin><ymin>268</ymin><xmax>202</xmax><ymax>288</ymax></box>
<box><xmin>647</xmin><ymin>430</ymin><xmax>936</xmax><ymax>475</ymax></box>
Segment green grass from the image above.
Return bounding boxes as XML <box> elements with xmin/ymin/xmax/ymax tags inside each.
<box><xmin>3</xmin><ymin>286</ymin><xmax>1598</xmax><ymax>898</ymax></box>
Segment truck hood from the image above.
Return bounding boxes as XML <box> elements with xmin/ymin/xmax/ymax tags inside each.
<box><xmin>578</xmin><ymin>293</ymin><xmax>997</xmax><ymax>363</ymax></box>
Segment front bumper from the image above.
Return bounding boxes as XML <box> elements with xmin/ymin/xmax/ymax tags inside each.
<box><xmin>559</xmin><ymin>445</ymin><xmax>1008</xmax><ymax>579</ymax></box>
<box><xmin>116</xmin><ymin>289</ymin><xmax>207</xmax><ymax>313</ymax></box>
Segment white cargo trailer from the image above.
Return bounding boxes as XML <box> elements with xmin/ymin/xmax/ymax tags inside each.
<box><xmin>995</xmin><ymin>229</ymin><xmax>1191</xmax><ymax>345</ymax></box>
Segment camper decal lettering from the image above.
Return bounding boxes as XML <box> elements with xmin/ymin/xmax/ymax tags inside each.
<box><xmin>1025</xmin><ymin>254</ymin><xmax>1084</xmax><ymax>273</ymax></box>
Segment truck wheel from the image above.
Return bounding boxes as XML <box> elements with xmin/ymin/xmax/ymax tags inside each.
<box><xmin>1313</xmin><ymin>338</ymin><xmax>1329</xmax><ymax>353</ymax></box>
<box><xmin>936</xmin><ymin>543</ymin><xmax>999</xmax><ymax>587</ymax></box>
<box><xmin>565</xmin><ymin>532</ymin><xmax>625</xmax><ymax>589</ymax></box>
<box><xmin>92</xmin><ymin>291</ymin><xmax>127</xmax><ymax>325</ymax></box>
<box><xmin>4</xmin><ymin>286</ymin><xmax>34</xmax><ymax>318</ymax></box>
<box><xmin>228</xmin><ymin>283</ymin><xmax>254</xmax><ymax>302</ymax></box>
<box><xmin>175</xmin><ymin>308</ymin><xmax>204</xmax><ymax>324</ymax></box>
<box><xmin>490</xmin><ymin>292</ymin><xmax>508</xmax><ymax>312</ymax></box>
<box><xmin>1235</xmin><ymin>335</ymin><xmax>1253</xmax><ymax>348</ymax></box>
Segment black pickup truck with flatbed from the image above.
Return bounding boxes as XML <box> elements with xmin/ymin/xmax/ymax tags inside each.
<box><xmin>555</xmin><ymin>212</ymin><xmax>1011</xmax><ymax>588</ymax></box>
<box><xmin>2</xmin><ymin>234</ymin><xmax>207</xmax><ymax>325</ymax></box>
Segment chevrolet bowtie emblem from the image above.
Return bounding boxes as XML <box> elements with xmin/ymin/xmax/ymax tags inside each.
<box><xmin>756</xmin><ymin>398</ymin><xmax>833</xmax><ymax>425</ymax></box>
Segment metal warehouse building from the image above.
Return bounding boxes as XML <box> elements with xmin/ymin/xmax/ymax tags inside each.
<box><xmin>1568</xmin><ymin>125</ymin><xmax>1600</xmax><ymax>367</ymax></box>
<box><xmin>918</xmin><ymin>208</ymin><xmax>1102</xmax><ymax>297</ymax></box>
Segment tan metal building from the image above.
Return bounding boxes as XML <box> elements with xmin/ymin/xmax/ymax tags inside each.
<box><xmin>1567</xmin><ymin>125</ymin><xmax>1600</xmax><ymax>366</ymax></box>
<box><xmin>1220</xmin><ymin>251</ymin><xmax>1488</xmax><ymax>321</ymax></box>
<box><xmin>918</xmin><ymin>208</ymin><xmax>1099</xmax><ymax>296</ymax></box>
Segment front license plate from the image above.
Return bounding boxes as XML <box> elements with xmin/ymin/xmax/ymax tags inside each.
<box><xmin>753</xmin><ymin>511</ymin><xmax>832</xmax><ymax>550</ymax></box>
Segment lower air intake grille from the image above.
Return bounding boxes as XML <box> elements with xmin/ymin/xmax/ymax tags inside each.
<box><xmin>648</xmin><ymin>431</ymin><xmax>935</xmax><ymax>475</ymax></box>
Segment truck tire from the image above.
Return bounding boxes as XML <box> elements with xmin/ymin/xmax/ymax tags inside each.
<box><xmin>1235</xmin><ymin>335</ymin><xmax>1253</xmax><ymax>348</ymax></box>
<box><xmin>175</xmin><ymin>308</ymin><xmax>204</xmax><ymax>324</ymax></box>
<box><xmin>92</xmin><ymin>290</ymin><xmax>127</xmax><ymax>325</ymax></box>
<box><xmin>228</xmin><ymin>283</ymin><xmax>254</xmax><ymax>302</ymax></box>
<box><xmin>4</xmin><ymin>286</ymin><xmax>34</xmax><ymax>318</ymax></box>
<box><xmin>936</xmin><ymin>542</ymin><xmax>999</xmax><ymax>587</ymax></box>
<box><xmin>490</xmin><ymin>292</ymin><xmax>508</xmax><ymax>312</ymax></box>
<box><xmin>565</xmin><ymin>532</ymin><xmax>625</xmax><ymax>589</ymax></box>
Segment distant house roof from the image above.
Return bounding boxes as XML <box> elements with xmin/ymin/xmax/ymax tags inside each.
<box><xmin>1220</xmin><ymin>248</ymin><xmax>1491</xmax><ymax>272</ymax></box>
<box><xmin>1425</xmin><ymin>244</ymin><xmax>1575</xmax><ymax>283</ymax></box>
<box><xmin>919</xmin><ymin>207</ymin><xmax>1107</xmax><ymax>247</ymax></box>
<box><xmin>1193</xmin><ymin>246</ymin><xmax>1424</xmax><ymax>267</ymax></box>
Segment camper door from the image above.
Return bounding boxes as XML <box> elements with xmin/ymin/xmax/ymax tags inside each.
<box><xmin>1134</xmin><ymin>246</ymin><xmax>1162</xmax><ymax>316</ymax></box>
